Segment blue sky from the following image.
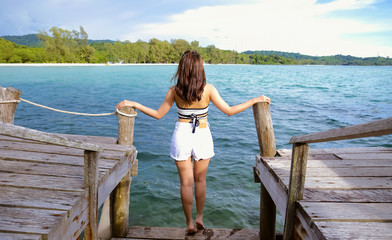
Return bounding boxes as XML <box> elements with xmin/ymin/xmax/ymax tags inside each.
<box><xmin>1</xmin><ymin>0</ymin><xmax>391</xmax><ymax>57</ymax></box>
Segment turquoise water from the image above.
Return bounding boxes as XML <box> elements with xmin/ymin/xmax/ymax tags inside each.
<box><xmin>1</xmin><ymin>65</ymin><xmax>391</xmax><ymax>231</ymax></box>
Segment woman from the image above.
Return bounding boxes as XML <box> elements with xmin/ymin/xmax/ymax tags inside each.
<box><xmin>116</xmin><ymin>50</ymin><xmax>270</xmax><ymax>234</ymax></box>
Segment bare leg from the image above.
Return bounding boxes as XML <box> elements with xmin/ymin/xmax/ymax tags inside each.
<box><xmin>175</xmin><ymin>157</ymin><xmax>196</xmax><ymax>232</ymax></box>
<box><xmin>194</xmin><ymin>158</ymin><xmax>210</xmax><ymax>229</ymax></box>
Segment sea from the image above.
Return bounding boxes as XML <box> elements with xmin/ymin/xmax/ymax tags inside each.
<box><xmin>1</xmin><ymin>64</ymin><xmax>391</xmax><ymax>232</ymax></box>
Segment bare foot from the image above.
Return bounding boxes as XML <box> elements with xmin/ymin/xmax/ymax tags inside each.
<box><xmin>186</xmin><ymin>221</ymin><xmax>197</xmax><ymax>235</ymax></box>
<box><xmin>186</xmin><ymin>224</ymin><xmax>197</xmax><ymax>235</ymax></box>
<box><xmin>196</xmin><ymin>220</ymin><xmax>205</xmax><ymax>230</ymax></box>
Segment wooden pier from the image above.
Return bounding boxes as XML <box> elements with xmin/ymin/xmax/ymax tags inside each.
<box><xmin>0</xmin><ymin>86</ymin><xmax>138</xmax><ymax>240</ymax></box>
<box><xmin>0</xmin><ymin>124</ymin><xmax>137</xmax><ymax>240</ymax></box>
<box><xmin>254</xmin><ymin>117</ymin><xmax>392</xmax><ymax>239</ymax></box>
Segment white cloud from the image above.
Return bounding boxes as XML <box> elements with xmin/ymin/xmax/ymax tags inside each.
<box><xmin>121</xmin><ymin>0</ymin><xmax>392</xmax><ymax>57</ymax></box>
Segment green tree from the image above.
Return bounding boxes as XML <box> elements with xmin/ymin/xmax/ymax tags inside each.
<box><xmin>206</xmin><ymin>45</ymin><xmax>221</xmax><ymax>64</ymax></box>
<box><xmin>135</xmin><ymin>40</ymin><xmax>149</xmax><ymax>63</ymax></box>
<box><xmin>0</xmin><ymin>38</ymin><xmax>15</xmax><ymax>62</ymax></box>
<box><xmin>38</xmin><ymin>26</ymin><xmax>95</xmax><ymax>63</ymax></box>
<box><xmin>171</xmin><ymin>39</ymin><xmax>191</xmax><ymax>60</ymax></box>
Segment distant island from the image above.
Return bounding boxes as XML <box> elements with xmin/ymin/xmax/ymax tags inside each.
<box><xmin>1</xmin><ymin>26</ymin><xmax>391</xmax><ymax>65</ymax></box>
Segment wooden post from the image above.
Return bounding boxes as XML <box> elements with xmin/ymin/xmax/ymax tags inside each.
<box><xmin>111</xmin><ymin>106</ymin><xmax>136</xmax><ymax>237</ymax></box>
<box><xmin>84</xmin><ymin>150</ymin><xmax>100</xmax><ymax>240</ymax></box>
<box><xmin>0</xmin><ymin>86</ymin><xmax>21</xmax><ymax>124</ymax></box>
<box><xmin>283</xmin><ymin>143</ymin><xmax>309</xmax><ymax>240</ymax></box>
<box><xmin>253</xmin><ymin>102</ymin><xmax>276</xmax><ymax>157</ymax></box>
<box><xmin>253</xmin><ymin>102</ymin><xmax>277</xmax><ymax>240</ymax></box>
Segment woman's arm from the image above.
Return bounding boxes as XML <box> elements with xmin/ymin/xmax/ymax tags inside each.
<box><xmin>208</xmin><ymin>84</ymin><xmax>270</xmax><ymax>116</ymax></box>
<box><xmin>116</xmin><ymin>88</ymin><xmax>175</xmax><ymax>120</ymax></box>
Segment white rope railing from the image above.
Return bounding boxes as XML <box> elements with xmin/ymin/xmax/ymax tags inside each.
<box><xmin>0</xmin><ymin>98</ymin><xmax>137</xmax><ymax>118</ymax></box>
<box><xmin>0</xmin><ymin>100</ymin><xmax>20</xmax><ymax>104</ymax></box>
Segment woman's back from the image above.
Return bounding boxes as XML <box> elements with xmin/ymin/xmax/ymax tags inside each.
<box><xmin>173</xmin><ymin>84</ymin><xmax>211</xmax><ymax>109</ymax></box>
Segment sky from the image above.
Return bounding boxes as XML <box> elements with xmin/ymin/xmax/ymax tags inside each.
<box><xmin>1</xmin><ymin>0</ymin><xmax>391</xmax><ymax>57</ymax></box>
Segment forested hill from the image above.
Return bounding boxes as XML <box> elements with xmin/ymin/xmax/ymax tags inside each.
<box><xmin>244</xmin><ymin>50</ymin><xmax>392</xmax><ymax>65</ymax></box>
<box><xmin>1</xmin><ymin>34</ymin><xmax>42</xmax><ymax>47</ymax></box>
<box><xmin>1</xmin><ymin>29</ymin><xmax>391</xmax><ymax>65</ymax></box>
<box><xmin>1</xmin><ymin>34</ymin><xmax>115</xmax><ymax>46</ymax></box>
<box><xmin>244</xmin><ymin>50</ymin><xmax>318</xmax><ymax>60</ymax></box>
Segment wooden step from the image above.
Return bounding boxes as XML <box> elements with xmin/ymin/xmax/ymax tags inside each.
<box><xmin>112</xmin><ymin>226</ymin><xmax>260</xmax><ymax>240</ymax></box>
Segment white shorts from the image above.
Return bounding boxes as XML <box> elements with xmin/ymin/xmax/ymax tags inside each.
<box><xmin>170</xmin><ymin>122</ymin><xmax>215</xmax><ymax>161</ymax></box>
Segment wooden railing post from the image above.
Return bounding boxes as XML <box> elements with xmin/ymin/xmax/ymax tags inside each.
<box><xmin>0</xmin><ymin>86</ymin><xmax>21</xmax><ymax>124</ymax></box>
<box><xmin>253</xmin><ymin>102</ymin><xmax>277</xmax><ymax>240</ymax></box>
<box><xmin>283</xmin><ymin>143</ymin><xmax>309</xmax><ymax>240</ymax></box>
<box><xmin>253</xmin><ymin>102</ymin><xmax>276</xmax><ymax>157</ymax></box>
<box><xmin>111</xmin><ymin>106</ymin><xmax>137</xmax><ymax>237</ymax></box>
<box><xmin>84</xmin><ymin>150</ymin><xmax>100</xmax><ymax>240</ymax></box>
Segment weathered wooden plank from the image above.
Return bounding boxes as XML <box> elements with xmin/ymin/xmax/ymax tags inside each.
<box><xmin>314</xmin><ymin>221</ymin><xmax>392</xmax><ymax>240</ymax></box>
<box><xmin>0</xmin><ymin>155</ymin><xmax>129</xmax><ymax>183</ymax></box>
<box><xmin>277</xmin><ymin>148</ymin><xmax>330</xmax><ymax>158</ymax></box>
<box><xmin>264</xmin><ymin>158</ymin><xmax>392</xmax><ymax>168</ymax></box>
<box><xmin>0</xmin><ymin>149</ymin><xmax>84</xmax><ymax>166</ymax></box>
<box><xmin>98</xmin><ymin>150</ymin><xmax>136</xmax><ymax>206</ymax></box>
<box><xmin>323</xmin><ymin>147</ymin><xmax>392</xmax><ymax>154</ymax></box>
<box><xmin>0</xmin><ymin>140</ymin><xmax>132</xmax><ymax>160</ymax></box>
<box><xmin>57</xmin><ymin>133</ymin><xmax>117</xmax><ymax>145</ymax></box>
<box><xmin>270</xmin><ymin>165</ymin><xmax>392</xmax><ymax>177</ymax></box>
<box><xmin>0</xmin><ymin>159</ymin><xmax>109</xmax><ymax>179</ymax></box>
<box><xmin>278</xmin><ymin>176</ymin><xmax>392</xmax><ymax>189</ymax></box>
<box><xmin>49</xmin><ymin>194</ymin><xmax>89</xmax><ymax>240</ymax></box>
<box><xmin>0</xmin><ymin>133</ymin><xmax>133</xmax><ymax>152</ymax></box>
<box><xmin>279</xmin><ymin>147</ymin><xmax>392</xmax><ymax>157</ymax></box>
<box><xmin>0</xmin><ymin>186</ymin><xmax>83</xmax><ymax>210</ymax></box>
<box><xmin>289</xmin><ymin>117</ymin><xmax>392</xmax><ymax>144</ymax></box>
<box><xmin>255</xmin><ymin>156</ymin><xmax>288</xmax><ymax>216</ymax></box>
<box><xmin>0</xmin><ymin>149</ymin><xmax>120</xmax><ymax>171</ymax></box>
<box><xmin>303</xmin><ymin>189</ymin><xmax>392</xmax><ymax>203</ymax></box>
<box><xmin>335</xmin><ymin>152</ymin><xmax>392</xmax><ymax>160</ymax></box>
<box><xmin>0</xmin><ymin>122</ymin><xmax>102</xmax><ymax>151</ymax></box>
<box><xmin>294</xmin><ymin>213</ymin><xmax>322</xmax><ymax>240</ymax></box>
<box><xmin>0</xmin><ymin>233</ymin><xmax>42</xmax><ymax>240</ymax></box>
<box><xmin>299</xmin><ymin>202</ymin><xmax>392</xmax><ymax>222</ymax></box>
<box><xmin>283</xmin><ymin>143</ymin><xmax>309</xmax><ymax>240</ymax></box>
<box><xmin>0</xmin><ymin>206</ymin><xmax>66</xmax><ymax>235</ymax></box>
<box><xmin>84</xmin><ymin>150</ymin><xmax>99</xmax><ymax>240</ymax></box>
<box><xmin>0</xmin><ymin>159</ymin><xmax>84</xmax><ymax>178</ymax></box>
<box><xmin>123</xmin><ymin>226</ymin><xmax>260</xmax><ymax>240</ymax></box>
<box><xmin>0</xmin><ymin>172</ymin><xmax>84</xmax><ymax>192</ymax></box>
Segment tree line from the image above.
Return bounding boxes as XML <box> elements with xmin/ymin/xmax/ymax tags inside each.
<box><xmin>1</xmin><ymin>26</ymin><xmax>391</xmax><ymax>65</ymax></box>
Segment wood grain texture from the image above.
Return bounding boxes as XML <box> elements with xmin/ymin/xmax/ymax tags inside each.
<box><xmin>0</xmin><ymin>130</ymin><xmax>135</xmax><ymax>240</ymax></box>
<box><xmin>0</xmin><ymin>122</ymin><xmax>102</xmax><ymax>151</ymax></box>
<box><xmin>0</xmin><ymin>233</ymin><xmax>42</xmax><ymax>240</ymax></box>
<box><xmin>119</xmin><ymin>226</ymin><xmax>260</xmax><ymax>240</ymax></box>
<box><xmin>283</xmin><ymin>143</ymin><xmax>309</xmax><ymax>240</ymax></box>
<box><xmin>111</xmin><ymin>106</ymin><xmax>136</xmax><ymax>238</ymax></box>
<box><xmin>289</xmin><ymin>117</ymin><xmax>392</xmax><ymax>144</ymax></box>
<box><xmin>253</xmin><ymin>102</ymin><xmax>277</xmax><ymax>240</ymax></box>
<box><xmin>0</xmin><ymin>86</ymin><xmax>21</xmax><ymax>124</ymax></box>
<box><xmin>257</xmin><ymin>146</ymin><xmax>392</xmax><ymax>240</ymax></box>
<box><xmin>84</xmin><ymin>150</ymin><xmax>99</xmax><ymax>240</ymax></box>
<box><xmin>252</xmin><ymin>102</ymin><xmax>276</xmax><ymax>157</ymax></box>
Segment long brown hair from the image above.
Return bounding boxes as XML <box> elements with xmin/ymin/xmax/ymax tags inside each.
<box><xmin>172</xmin><ymin>50</ymin><xmax>206</xmax><ymax>103</ymax></box>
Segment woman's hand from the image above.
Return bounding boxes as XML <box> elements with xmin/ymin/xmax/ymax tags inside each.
<box><xmin>255</xmin><ymin>95</ymin><xmax>271</xmax><ymax>104</ymax></box>
<box><xmin>116</xmin><ymin>100</ymin><xmax>137</xmax><ymax>109</ymax></box>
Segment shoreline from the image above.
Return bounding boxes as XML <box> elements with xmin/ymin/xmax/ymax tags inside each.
<box><xmin>1</xmin><ymin>63</ymin><xmax>391</xmax><ymax>67</ymax></box>
<box><xmin>0</xmin><ymin>63</ymin><xmax>178</xmax><ymax>67</ymax></box>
